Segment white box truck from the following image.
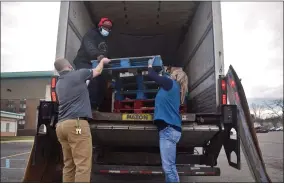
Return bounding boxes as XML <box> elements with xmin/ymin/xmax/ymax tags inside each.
<box><xmin>22</xmin><ymin>1</ymin><xmax>270</xmax><ymax>182</ymax></box>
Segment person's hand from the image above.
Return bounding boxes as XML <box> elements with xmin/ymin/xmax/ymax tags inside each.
<box><xmin>148</xmin><ymin>57</ymin><xmax>154</xmax><ymax>67</ymax></box>
<box><xmin>97</xmin><ymin>55</ymin><xmax>105</xmax><ymax>62</ymax></box>
<box><xmin>100</xmin><ymin>57</ymin><xmax>111</xmax><ymax>65</ymax></box>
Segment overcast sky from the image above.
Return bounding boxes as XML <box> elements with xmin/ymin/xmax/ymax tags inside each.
<box><xmin>1</xmin><ymin>2</ymin><xmax>60</xmax><ymax>72</ymax></box>
<box><xmin>221</xmin><ymin>2</ymin><xmax>283</xmax><ymax>99</ymax></box>
<box><xmin>1</xmin><ymin>2</ymin><xmax>283</xmax><ymax>99</ymax></box>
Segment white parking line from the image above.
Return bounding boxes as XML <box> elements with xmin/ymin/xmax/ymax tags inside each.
<box><xmin>0</xmin><ymin>151</ymin><xmax>30</xmax><ymax>160</ymax></box>
<box><xmin>0</xmin><ymin>167</ymin><xmax>25</xmax><ymax>170</ymax></box>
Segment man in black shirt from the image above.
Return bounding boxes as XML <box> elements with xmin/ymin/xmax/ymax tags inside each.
<box><xmin>73</xmin><ymin>17</ymin><xmax>113</xmax><ymax>111</ymax></box>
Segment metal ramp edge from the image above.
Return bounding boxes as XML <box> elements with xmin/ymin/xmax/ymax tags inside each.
<box><xmin>226</xmin><ymin>65</ymin><xmax>271</xmax><ymax>183</ymax></box>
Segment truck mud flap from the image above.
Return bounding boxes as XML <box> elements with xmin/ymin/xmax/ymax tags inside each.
<box><xmin>226</xmin><ymin>65</ymin><xmax>271</xmax><ymax>182</ymax></box>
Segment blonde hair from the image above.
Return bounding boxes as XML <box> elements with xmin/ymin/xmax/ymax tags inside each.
<box><xmin>170</xmin><ymin>67</ymin><xmax>188</xmax><ymax>104</ymax></box>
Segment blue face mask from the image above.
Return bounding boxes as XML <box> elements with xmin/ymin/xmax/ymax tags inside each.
<box><xmin>100</xmin><ymin>28</ymin><xmax>109</xmax><ymax>37</ymax></box>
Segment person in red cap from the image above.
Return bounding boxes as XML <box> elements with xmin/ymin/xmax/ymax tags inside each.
<box><xmin>73</xmin><ymin>17</ymin><xmax>113</xmax><ymax>111</ymax></box>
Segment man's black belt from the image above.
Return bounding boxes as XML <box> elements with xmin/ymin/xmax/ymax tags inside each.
<box><xmin>78</xmin><ymin>117</ymin><xmax>90</xmax><ymax>121</ymax></box>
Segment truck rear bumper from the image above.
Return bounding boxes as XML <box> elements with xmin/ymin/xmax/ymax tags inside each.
<box><xmin>93</xmin><ymin>164</ymin><xmax>220</xmax><ymax>176</ymax></box>
<box><xmin>90</xmin><ymin>123</ymin><xmax>219</xmax><ymax>147</ymax></box>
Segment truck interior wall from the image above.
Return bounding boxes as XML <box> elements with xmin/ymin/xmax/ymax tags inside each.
<box><xmin>87</xmin><ymin>1</ymin><xmax>198</xmax><ymax>65</ymax></box>
<box><xmin>107</xmin><ymin>32</ymin><xmax>180</xmax><ymax>64</ymax></box>
<box><xmin>60</xmin><ymin>1</ymin><xmax>221</xmax><ymax>113</ymax></box>
<box><xmin>177</xmin><ymin>2</ymin><xmax>217</xmax><ymax>113</ymax></box>
<box><xmin>57</xmin><ymin>1</ymin><xmax>94</xmax><ymax>65</ymax></box>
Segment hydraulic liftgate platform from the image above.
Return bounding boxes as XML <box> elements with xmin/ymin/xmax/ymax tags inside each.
<box><xmin>226</xmin><ymin>65</ymin><xmax>271</xmax><ymax>183</ymax></box>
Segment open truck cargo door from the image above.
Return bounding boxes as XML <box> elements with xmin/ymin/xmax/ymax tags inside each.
<box><xmin>23</xmin><ymin>77</ymin><xmax>62</xmax><ymax>182</ymax></box>
<box><xmin>22</xmin><ymin>136</ymin><xmax>62</xmax><ymax>182</ymax></box>
<box><xmin>22</xmin><ymin>101</ymin><xmax>62</xmax><ymax>182</ymax></box>
<box><xmin>226</xmin><ymin>65</ymin><xmax>271</xmax><ymax>183</ymax></box>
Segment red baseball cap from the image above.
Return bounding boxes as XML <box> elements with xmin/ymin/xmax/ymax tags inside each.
<box><xmin>98</xmin><ymin>17</ymin><xmax>113</xmax><ymax>29</ymax></box>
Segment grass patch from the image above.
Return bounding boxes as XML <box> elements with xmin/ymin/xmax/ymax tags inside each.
<box><xmin>0</xmin><ymin>136</ymin><xmax>34</xmax><ymax>142</ymax></box>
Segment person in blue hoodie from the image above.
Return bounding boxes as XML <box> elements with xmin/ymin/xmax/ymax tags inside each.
<box><xmin>148</xmin><ymin>59</ymin><xmax>188</xmax><ymax>183</ymax></box>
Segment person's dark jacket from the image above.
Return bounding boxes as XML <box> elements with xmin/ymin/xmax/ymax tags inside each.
<box><xmin>73</xmin><ymin>28</ymin><xmax>108</xmax><ymax>69</ymax></box>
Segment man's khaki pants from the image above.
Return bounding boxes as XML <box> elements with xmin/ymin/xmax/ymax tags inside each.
<box><xmin>56</xmin><ymin>119</ymin><xmax>92</xmax><ymax>182</ymax></box>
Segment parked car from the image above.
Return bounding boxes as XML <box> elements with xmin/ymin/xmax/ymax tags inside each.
<box><xmin>269</xmin><ymin>127</ymin><xmax>276</xmax><ymax>131</ymax></box>
<box><xmin>275</xmin><ymin>127</ymin><xmax>283</xmax><ymax>131</ymax></box>
<box><xmin>255</xmin><ymin>127</ymin><xmax>269</xmax><ymax>133</ymax></box>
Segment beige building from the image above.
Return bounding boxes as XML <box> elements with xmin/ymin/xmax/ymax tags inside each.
<box><xmin>1</xmin><ymin>111</ymin><xmax>24</xmax><ymax>136</ymax></box>
<box><xmin>1</xmin><ymin>71</ymin><xmax>54</xmax><ymax>135</ymax></box>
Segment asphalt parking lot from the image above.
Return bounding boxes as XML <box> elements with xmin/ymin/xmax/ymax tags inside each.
<box><xmin>1</xmin><ymin>142</ymin><xmax>33</xmax><ymax>182</ymax></box>
<box><xmin>1</xmin><ymin>132</ymin><xmax>283</xmax><ymax>183</ymax></box>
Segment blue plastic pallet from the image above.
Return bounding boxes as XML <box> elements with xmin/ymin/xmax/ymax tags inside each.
<box><xmin>115</xmin><ymin>89</ymin><xmax>159</xmax><ymax>100</ymax></box>
<box><xmin>122</xmin><ymin>81</ymin><xmax>157</xmax><ymax>88</ymax></box>
<box><xmin>92</xmin><ymin>55</ymin><xmax>164</xmax><ymax>72</ymax></box>
<box><xmin>114</xmin><ymin>73</ymin><xmax>159</xmax><ymax>100</ymax></box>
<box><xmin>91</xmin><ymin>55</ymin><xmax>164</xmax><ymax>101</ymax></box>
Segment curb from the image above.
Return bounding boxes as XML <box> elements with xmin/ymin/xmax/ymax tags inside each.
<box><xmin>0</xmin><ymin>140</ymin><xmax>34</xmax><ymax>143</ymax></box>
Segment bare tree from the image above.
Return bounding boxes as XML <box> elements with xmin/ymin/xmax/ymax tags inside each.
<box><xmin>263</xmin><ymin>99</ymin><xmax>283</xmax><ymax>126</ymax></box>
<box><xmin>250</xmin><ymin>103</ymin><xmax>265</xmax><ymax>124</ymax></box>
<box><xmin>251</xmin><ymin>114</ymin><xmax>255</xmax><ymax>121</ymax></box>
<box><xmin>263</xmin><ymin>99</ymin><xmax>283</xmax><ymax>117</ymax></box>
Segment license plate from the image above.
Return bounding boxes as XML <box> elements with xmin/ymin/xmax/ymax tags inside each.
<box><xmin>122</xmin><ymin>113</ymin><xmax>152</xmax><ymax>121</ymax></box>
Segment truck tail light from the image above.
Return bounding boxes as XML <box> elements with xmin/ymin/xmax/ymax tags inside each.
<box><xmin>220</xmin><ymin>77</ymin><xmax>227</xmax><ymax>105</ymax></box>
<box><xmin>221</xmin><ymin>79</ymin><xmax>226</xmax><ymax>91</ymax></box>
<box><xmin>51</xmin><ymin>91</ymin><xmax>57</xmax><ymax>102</ymax></box>
<box><xmin>222</xmin><ymin>94</ymin><xmax>227</xmax><ymax>105</ymax></box>
<box><xmin>51</xmin><ymin>77</ymin><xmax>57</xmax><ymax>89</ymax></box>
<box><xmin>50</xmin><ymin>76</ymin><xmax>58</xmax><ymax>103</ymax></box>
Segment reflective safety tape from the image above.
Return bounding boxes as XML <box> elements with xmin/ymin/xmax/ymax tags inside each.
<box><xmin>151</xmin><ymin>171</ymin><xmax>163</xmax><ymax>174</ymax></box>
<box><xmin>98</xmin><ymin>169</ymin><xmax>216</xmax><ymax>175</ymax></box>
<box><xmin>99</xmin><ymin>170</ymin><xmax>163</xmax><ymax>174</ymax></box>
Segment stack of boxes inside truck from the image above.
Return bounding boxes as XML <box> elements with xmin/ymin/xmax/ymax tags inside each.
<box><xmin>92</xmin><ymin>55</ymin><xmax>187</xmax><ymax>113</ymax></box>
